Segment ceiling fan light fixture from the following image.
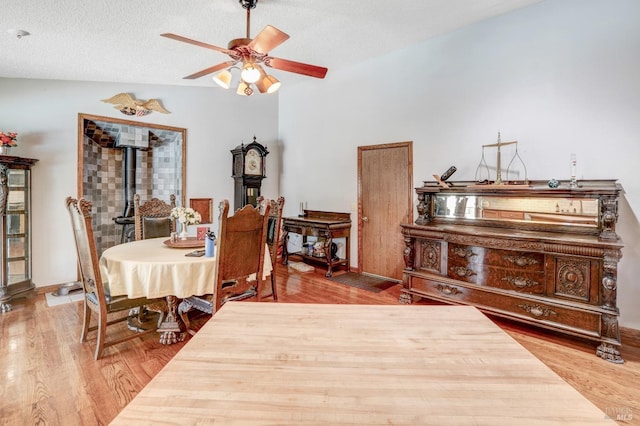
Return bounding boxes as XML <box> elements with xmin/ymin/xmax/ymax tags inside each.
<box><xmin>241</xmin><ymin>62</ymin><xmax>261</xmax><ymax>84</ymax></box>
<box><xmin>212</xmin><ymin>69</ymin><xmax>233</xmax><ymax>89</ymax></box>
<box><xmin>237</xmin><ymin>81</ymin><xmax>253</xmax><ymax>96</ymax></box>
<box><xmin>254</xmin><ymin>65</ymin><xmax>268</xmax><ymax>93</ymax></box>
<box><xmin>163</xmin><ymin>0</ymin><xmax>327</xmax><ymax>92</ymax></box>
<box><xmin>264</xmin><ymin>75</ymin><xmax>281</xmax><ymax>94</ymax></box>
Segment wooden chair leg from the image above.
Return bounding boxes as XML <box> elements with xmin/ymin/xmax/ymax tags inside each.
<box><xmin>80</xmin><ymin>302</ymin><xmax>91</xmax><ymax>343</ymax></box>
<box><xmin>94</xmin><ymin>315</ymin><xmax>107</xmax><ymax>360</ymax></box>
<box><xmin>270</xmin><ymin>274</ymin><xmax>278</xmax><ymax>301</ymax></box>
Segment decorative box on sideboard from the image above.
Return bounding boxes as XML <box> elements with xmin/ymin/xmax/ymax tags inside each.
<box><xmin>400</xmin><ymin>179</ymin><xmax>624</xmax><ymax>363</ymax></box>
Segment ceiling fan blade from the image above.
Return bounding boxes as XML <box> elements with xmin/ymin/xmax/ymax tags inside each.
<box><xmin>161</xmin><ymin>33</ymin><xmax>235</xmax><ymax>55</ymax></box>
<box><xmin>248</xmin><ymin>25</ymin><xmax>290</xmax><ymax>54</ymax></box>
<box><xmin>183</xmin><ymin>61</ymin><xmax>236</xmax><ymax>79</ymax></box>
<box><xmin>267</xmin><ymin>57</ymin><xmax>328</xmax><ymax>79</ymax></box>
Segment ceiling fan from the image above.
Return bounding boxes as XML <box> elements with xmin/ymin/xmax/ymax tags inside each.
<box><xmin>161</xmin><ymin>0</ymin><xmax>328</xmax><ymax>96</ymax></box>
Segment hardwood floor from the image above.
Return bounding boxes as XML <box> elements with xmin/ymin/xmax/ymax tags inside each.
<box><xmin>1</xmin><ymin>266</ymin><xmax>639</xmax><ymax>425</ymax></box>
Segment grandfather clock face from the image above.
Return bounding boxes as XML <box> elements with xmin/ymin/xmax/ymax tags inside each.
<box><xmin>232</xmin><ymin>140</ymin><xmax>268</xmax><ymax>211</ymax></box>
<box><xmin>244</xmin><ymin>148</ymin><xmax>263</xmax><ymax>176</ymax></box>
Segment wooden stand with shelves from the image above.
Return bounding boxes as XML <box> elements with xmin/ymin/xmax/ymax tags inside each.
<box><xmin>282</xmin><ymin>210</ymin><xmax>351</xmax><ymax>277</ymax></box>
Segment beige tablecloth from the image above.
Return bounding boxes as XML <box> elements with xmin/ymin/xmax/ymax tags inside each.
<box><xmin>99</xmin><ymin>237</ymin><xmax>272</xmax><ymax>299</ymax></box>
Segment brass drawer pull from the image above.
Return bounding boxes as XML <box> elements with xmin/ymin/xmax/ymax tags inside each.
<box><xmin>450</xmin><ymin>266</ymin><xmax>476</xmax><ymax>277</ymax></box>
<box><xmin>502</xmin><ymin>275</ymin><xmax>540</xmax><ymax>289</ymax></box>
<box><xmin>503</xmin><ymin>255</ymin><xmax>539</xmax><ymax>267</ymax></box>
<box><xmin>452</xmin><ymin>247</ymin><xmax>476</xmax><ymax>259</ymax></box>
<box><xmin>518</xmin><ymin>303</ymin><xmax>557</xmax><ymax>318</ymax></box>
<box><xmin>436</xmin><ymin>284</ymin><xmax>461</xmax><ymax>295</ymax></box>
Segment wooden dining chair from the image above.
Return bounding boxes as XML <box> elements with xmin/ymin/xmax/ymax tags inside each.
<box><xmin>65</xmin><ymin>197</ymin><xmax>167</xmax><ymax>360</ymax></box>
<box><xmin>133</xmin><ymin>194</ymin><xmax>176</xmax><ymax>240</ymax></box>
<box><xmin>178</xmin><ymin>199</ymin><xmax>271</xmax><ymax>332</ymax></box>
<box><xmin>257</xmin><ymin>195</ymin><xmax>285</xmax><ymax>301</ymax></box>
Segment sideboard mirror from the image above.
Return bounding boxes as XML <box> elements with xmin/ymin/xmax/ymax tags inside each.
<box><xmin>415</xmin><ymin>180</ymin><xmax>621</xmax><ymax>240</ymax></box>
<box><xmin>433</xmin><ymin>195</ymin><xmax>599</xmax><ymax>228</ymax></box>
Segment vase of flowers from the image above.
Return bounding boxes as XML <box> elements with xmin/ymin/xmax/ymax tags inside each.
<box><xmin>170</xmin><ymin>206</ymin><xmax>201</xmax><ymax>240</ymax></box>
<box><xmin>0</xmin><ymin>132</ymin><xmax>18</xmax><ymax>155</ymax></box>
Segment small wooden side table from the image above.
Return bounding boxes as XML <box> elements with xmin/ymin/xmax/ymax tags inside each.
<box><xmin>282</xmin><ymin>210</ymin><xmax>351</xmax><ymax>277</ymax></box>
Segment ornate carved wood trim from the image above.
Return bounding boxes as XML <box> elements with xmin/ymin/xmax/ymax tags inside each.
<box><xmin>403</xmin><ymin>236</ymin><xmax>415</xmax><ymax>270</ymax></box>
<box><xmin>446</xmin><ymin>234</ymin><xmax>544</xmax><ymax>251</ymax></box>
<box><xmin>555</xmin><ymin>258</ymin><xmax>590</xmax><ymax>300</ymax></box>
<box><xmin>418</xmin><ymin>240</ymin><xmax>440</xmax><ymax>273</ymax></box>
<box><xmin>544</xmin><ymin>244</ymin><xmax>604</xmax><ymax>257</ymax></box>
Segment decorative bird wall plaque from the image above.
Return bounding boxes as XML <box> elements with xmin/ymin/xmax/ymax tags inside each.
<box><xmin>101</xmin><ymin>93</ymin><xmax>170</xmax><ymax>116</ymax></box>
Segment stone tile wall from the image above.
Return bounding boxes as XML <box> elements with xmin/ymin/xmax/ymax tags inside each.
<box><xmin>82</xmin><ymin>119</ymin><xmax>183</xmax><ymax>255</ymax></box>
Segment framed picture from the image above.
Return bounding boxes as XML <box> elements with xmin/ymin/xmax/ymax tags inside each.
<box><xmin>190</xmin><ymin>198</ymin><xmax>213</xmax><ymax>224</ymax></box>
<box><xmin>196</xmin><ymin>226</ymin><xmax>210</xmax><ymax>240</ymax></box>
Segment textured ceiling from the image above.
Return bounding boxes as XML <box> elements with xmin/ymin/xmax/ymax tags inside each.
<box><xmin>1</xmin><ymin>0</ymin><xmax>542</xmax><ymax>88</ymax></box>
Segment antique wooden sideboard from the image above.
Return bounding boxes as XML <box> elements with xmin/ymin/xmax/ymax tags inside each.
<box><xmin>282</xmin><ymin>210</ymin><xmax>351</xmax><ymax>277</ymax></box>
<box><xmin>400</xmin><ymin>179</ymin><xmax>624</xmax><ymax>363</ymax></box>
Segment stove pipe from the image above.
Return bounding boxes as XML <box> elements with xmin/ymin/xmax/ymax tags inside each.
<box><xmin>122</xmin><ymin>146</ymin><xmax>136</xmax><ymax>217</ymax></box>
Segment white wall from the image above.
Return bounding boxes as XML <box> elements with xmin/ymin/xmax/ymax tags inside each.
<box><xmin>1</xmin><ymin>0</ymin><xmax>638</xmax><ymax>329</ymax></box>
<box><xmin>0</xmin><ymin>79</ymin><xmax>279</xmax><ymax>288</ymax></box>
<box><xmin>278</xmin><ymin>0</ymin><xmax>640</xmax><ymax>328</ymax></box>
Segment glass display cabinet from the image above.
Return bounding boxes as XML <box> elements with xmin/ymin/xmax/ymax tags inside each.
<box><xmin>0</xmin><ymin>155</ymin><xmax>38</xmax><ymax>313</ymax></box>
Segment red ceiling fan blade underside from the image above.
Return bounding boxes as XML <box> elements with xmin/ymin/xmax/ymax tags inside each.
<box><xmin>248</xmin><ymin>25</ymin><xmax>290</xmax><ymax>54</ymax></box>
<box><xmin>161</xmin><ymin>33</ymin><xmax>235</xmax><ymax>56</ymax></box>
<box><xmin>184</xmin><ymin>61</ymin><xmax>236</xmax><ymax>79</ymax></box>
<box><xmin>266</xmin><ymin>57</ymin><xmax>328</xmax><ymax>79</ymax></box>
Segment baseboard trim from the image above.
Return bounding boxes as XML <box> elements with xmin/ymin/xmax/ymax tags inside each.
<box><xmin>36</xmin><ymin>282</ymin><xmax>81</xmax><ymax>295</ymax></box>
<box><xmin>621</xmin><ymin>326</ymin><xmax>640</xmax><ymax>348</ymax></box>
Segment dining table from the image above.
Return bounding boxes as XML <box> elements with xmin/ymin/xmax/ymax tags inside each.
<box><xmin>99</xmin><ymin>237</ymin><xmax>272</xmax><ymax>344</ymax></box>
<box><xmin>110</xmin><ymin>303</ymin><xmax>614</xmax><ymax>425</ymax></box>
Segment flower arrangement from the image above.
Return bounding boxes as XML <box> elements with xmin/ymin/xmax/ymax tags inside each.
<box><xmin>0</xmin><ymin>132</ymin><xmax>18</xmax><ymax>147</ymax></box>
<box><xmin>170</xmin><ymin>206</ymin><xmax>201</xmax><ymax>225</ymax></box>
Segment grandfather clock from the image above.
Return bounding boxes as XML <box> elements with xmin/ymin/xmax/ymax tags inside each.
<box><xmin>231</xmin><ymin>137</ymin><xmax>268</xmax><ymax>211</ymax></box>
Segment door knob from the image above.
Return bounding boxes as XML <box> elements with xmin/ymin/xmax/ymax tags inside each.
<box><xmin>362</xmin><ymin>216</ymin><xmax>368</xmax><ymax>222</ymax></box>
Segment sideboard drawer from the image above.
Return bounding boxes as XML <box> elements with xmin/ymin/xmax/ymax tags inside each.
<box><xmin>448</xmin><ymin>243</ymin><xmax>544</xmax><ymax>271</ymax></box>
<box><xmin>407</xmin><ymin>275</ymin><xmax>601</xmax><ymax>338</ymax></box>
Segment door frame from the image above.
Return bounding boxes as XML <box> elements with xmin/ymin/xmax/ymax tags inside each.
<box><xmin>357</xmin><ymin>141</ymin><xmax>413</xmax><ymax>277</ymax></box>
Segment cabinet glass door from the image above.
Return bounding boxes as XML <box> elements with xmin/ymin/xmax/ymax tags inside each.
<box><xmin>6</xmin><ymin>169</ymin><xmax>29</xmax><ymax>285</ymax></box>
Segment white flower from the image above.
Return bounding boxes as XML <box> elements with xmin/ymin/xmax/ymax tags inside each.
<box><xmin>170</xmin><ymin>206</ymin><xmax>201</xmax><ymax>225</ymax></box>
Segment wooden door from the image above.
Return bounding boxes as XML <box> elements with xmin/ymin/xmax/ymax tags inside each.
<box><xmin>358</xmin><ymin>142</ymin><xmax>413</xmax><ymax>281</ymax></box>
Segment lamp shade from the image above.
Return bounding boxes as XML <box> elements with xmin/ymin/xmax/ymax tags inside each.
<box><xmin>264</xmin><ymin>75</ymin><xmax>281</xmax><ymax>94</ymax></box>
<box><xmin>255</xmin><ymin>66</ymin><xmax>281</xmax><ymax>95</ymax></box>
<box><xmin>237</xmin><ymin>81</ymin><xmax>254</xmax><ymax>96</ymax></box>
<box><xmin>213</xmin><ymin>70</ymin><xmax>233</xmax><ymax>89</ymax></box>
<box><xmin>240</xmin><ymin>62</ymin><xmax>261</xmax><ymax>84</ymax></box>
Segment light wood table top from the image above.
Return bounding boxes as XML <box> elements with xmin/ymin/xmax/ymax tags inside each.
<box><xmin>111</xmin><ymin>303</ymin><xmax>614</xmax><ymax>425</ymax></box>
